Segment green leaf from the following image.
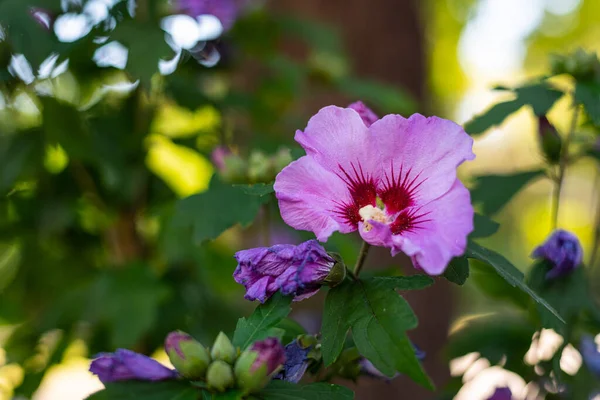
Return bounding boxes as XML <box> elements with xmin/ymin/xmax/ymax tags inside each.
<box><xmin>575</xmin><ymin>80</ymin><xmax>600</xmax><ymax>126</ymax></box>
<box><xmin>471</xmin><ymin>170</ymin><xmax>545</xmax><ymax>215</ymax></box>
<box><xmin>110</xmin><ymin>20</ymin><xmax>173</xmax><ymax>88</ymax></box>
<box><xmin>0</xmin><ymin>0</ymin><xmax>63</xmax><ymax>70</ymax></box>
<box><xmin>443</xmin><ymin>256</ymin><xmax>469</xmax><ymax>285</ymax></box>
<box><xmin>465</xmin><ymin>83</ymin><xmax>563</xmax><ymax>135</ymax></box>
<box><xmin>472</xmin><ymin>213</ymin><xmax>500</xmax><ymax>238</ymax></box>
<box><xmin>464</xmin><ymin>100</ymin><xmax>523</xmax><ymax>136</ymax></box>
<box><xmin>232</xmin><ymin>293</ymin><xmax>293</xmax><ymax>350</ymax></box>
<box><xmin>0</xmin><ymin>129</ymin><xmax>44</xmax><ymax>193</ymax></box>
<box><xmin>465</xmin><ymin>241</ymin><xmax>564</xmax><ymax>324</ymax></box>
<box><xmin>259</xmin><ymin>381</ymin><xmax>354</xmax><ymax>400</ymax></box>
<box><xmin>321</xmin><ymin>276</ymin><xmax>434</xmax><ymax>389</ymax></box>
<box><xmin>527</xmin><ymin>262</ymin><xmax>599</xmax><ymax>334</ymax></box>
<box><xmin>86</xmin><ymin>381</ymin><xmax>199</xmax><ymax>400</ymax></box>
<box><xmin>88</xmin><ymin>264</ymin><xmax>170</xmax><ymax>348</ymax></box>
<box><xmin>40</xmin><ymin>97</ymin><xmax>89</xmax><ymax>159</ymax></box>
<box><xmin>234</xmin><ymin>183</ymin><xmax>274</xmax><ymax>197</ymax></box>
<box><xmin>174</xmin><ymin>178</ymin><xmax>273</xmax><ymax>244</ymax></box>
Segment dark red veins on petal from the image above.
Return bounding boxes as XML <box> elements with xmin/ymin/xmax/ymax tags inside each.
<box><xmin>390</xmin><ymin>208</ymin><xmax>433</xmax><ymax>235</ymax></box>
<box><xmin>379</xmin><ymin>162</ymin><xmax>426</xmax><ymax>215</ymax></box>
<box><xmin>332</xmin><ymin>162</ymin><xmax>377</xmax><ymax>227</ymax></box>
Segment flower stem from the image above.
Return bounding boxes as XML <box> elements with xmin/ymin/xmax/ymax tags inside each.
<box><xmin>590</xmin><ymin>169</ymin><xmax>600</xmax><ymax>269</ymax></box>
<box><xmin>353</xmin><ymin>242</ymin><xmax>371</xmax><ymax>277</ymax></box>
<box><xmin>551</xmin><ymin>101</ymin><xmax>579</xmax><ymax>230</ymax></box>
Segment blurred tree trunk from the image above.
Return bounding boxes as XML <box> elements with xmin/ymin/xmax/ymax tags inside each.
<box><xmin>269</xmin><ymin>1</ymin><xmax>453</xmax><ymax>399</ymax></box>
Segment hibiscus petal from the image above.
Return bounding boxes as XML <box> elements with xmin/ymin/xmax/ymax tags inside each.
<box><xmin>274</xmin><ymin>156</ymin><xmax>355</xmax><ymax>241</ymax></box>
<box><xmin>294</xmin><ymin>106</ymin><xmax>380</xmax><ymax>180</ymax></box>
<box><xmin>398</xmin><ymin>179</ymin><xmax>474</xmax><ymax>275</ymax></box>
<box><xmin>370</xmin><ymin>113</ymin><xmax>475</xmax><ymax>206</ymax></box>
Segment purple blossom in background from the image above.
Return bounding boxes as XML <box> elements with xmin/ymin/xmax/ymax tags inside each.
<box><xmin>359</xmin><ymin>344</ymin><xmax>425</xmax><ymax>379</ymax></box>
<box><xmin>234</xmin><ymin>240</ymin><xmax>336</xmax><ymax>303</ymax></box>
<box><xmin>89</xmin><ymin>349</ymin><xmax>177</xmax><ymax>383</ymax></box>
<box><xmin>274</xmin><ymin>104</ymin><xmax>474</xmax><ymax>275</ymax></box>
<box><xmin>276</xmin><ymin>340</ymin><xmax>312</xmax><ymax>383</ymax></box>
<box><xmin>487</xmin><ymin>387</ymin><xmax>513</xmax><ymax>400</ymax></box>
<box><xmin>531</xmin><ymin>229</ymin><xmax>583</xmax><ymax>279</ymax></box>
<box><xmin>211</xmin><ymin>146</ymin><xmax>230</xmax><ymax>172</ymax></box>
<box><xmin>580</xmin><ymin>335</ymin><xmax>600</xmax><ymax>377</ymax></box>
<box><xmin>348</xmin><ymin>101</ymin><xmax>379</xmax><ymax>127</ymax></box>
<box><xmin>177</xmin><ymin>0</ymin><xmax>245</xmax><ymax>31</ymax></box>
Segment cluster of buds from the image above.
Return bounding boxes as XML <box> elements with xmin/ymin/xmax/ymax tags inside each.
<box><xmin>212</xmin><ymin>147</ymin><xmax>293</xmax><ymax>184</ymax></box>
<box><xmin>165</xmin><ymin>331</ymin><xmax>285</xmax><ymax>394</ymax></box>
<box><xmin>550</xmin><ymin>49</ymin><xmax>599</xmax><ymax>80</ymax></box>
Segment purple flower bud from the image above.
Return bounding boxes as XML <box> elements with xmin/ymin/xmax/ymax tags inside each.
<box><xmin>235</xmin><ymin>338</ymin><xmax>286</xmax><ymax>393</ymax></box>
<box><xmin>276</xmin><ymin>339</ymin><xmax>312</xmax><ymax>383</ymax></box>
<box><xmin>531</xmin><ymin>230</ymin><xmax>583</xmax><ymax>279</ymax></box>
<box><xmin>348</xmin><ymin>101</ymin><xmax>379</xmax><ymax>127</ymax></box>
<box><xmin>359</xmin><ymin>343</ymin><xmax>425</xmax><ymax>379</ymax></box>
<box><xmin>211</xmin><ymin>146</ymin><xmax>230</xmax><ymax>172</ymax></box>
<box><xmin>89</xmin><ymin>349</ymin><xmax>177</xmax><ymax>383</ymax></box>
<box><xmin>234</xmin><ymin>240</ymin><xmax>343</xmax><ymax>303</ymax></box>
<box><xmin>487</xmin><ymin>387</ymin><xmax>513</xmax><ymax>400</ymax></box>
<box><xmin>177</xmin><ymin>0</ymin><xmax>246</xmax><ymax>31</ymax></box>
<box><xmin>580</xmin><ymin>335</ymin><xmax>600</xmax><ymax>377</ymax></box>
<box><xmin>165</xmin><ymin>331</ymin><xmax>210</xmax><ymax>379</ymax></box>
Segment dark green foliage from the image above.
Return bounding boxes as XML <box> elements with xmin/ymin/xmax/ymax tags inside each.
<box><xmin>575</xmin><ymin>80</ymin><xmax>600</xmax><ymax>126</ymax></box>
<box><xmin>321</xmin><ymin>276</ymin><xmax>434</xmax><ymax>389</ymax></box>
<box><xmin>173</xmin><ymin>179</ymin><xmax>274</xmax><ymax>244</ymax></box>
<box><xmin>465</xmin><ymin>83</ymin><xmax>564</xmax><ymax>135</ymax></box>
<box><xmin>471</xmin><ymin>170</ymin><xmax>546</xmax><ymax>215</ymax></box>
<box><xmin>87</xmin><ymin>381</ymin><xmax>199</xmax><ymax>400</ymax></box>
<box><xmin>466</xmin><ymin>241</ymin><xmax>564</xmax><ymax>323</ymax></box>
<box><xmin>259</xmin><ymin>381</ymin><xmax>354</xmax><ymax>400</ymax></box>
<box><xmin>443</xmin><ymin>256</ymin><xmax>469</xmax><ymax>285</ymax></box>
<box><xmin>232</xmin><ymin>293</ymin><xmax>292</xmax><ymax>350</ymax></box>
<box><xmin>527</xmin><ymin>262</ymin><xmax>600</xmax><ymax>334</ymax></box>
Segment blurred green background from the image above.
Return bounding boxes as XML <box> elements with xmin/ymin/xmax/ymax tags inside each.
<box><xmin>0</xmin><ymin>0</ymin><xmax>599</xmax><ymax>399</ymax></box>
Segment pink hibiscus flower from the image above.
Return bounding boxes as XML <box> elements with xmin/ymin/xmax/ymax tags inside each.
<box><xmin>273</xmin><ymin>102</ymin><xmax>475</xmax><ymax>275</ymax></box>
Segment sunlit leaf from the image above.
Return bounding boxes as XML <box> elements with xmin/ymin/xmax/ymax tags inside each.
<box><xmin>465</xmin><ymin>83</ymin><xmax>564</xmax><ymax>136</ymax></box>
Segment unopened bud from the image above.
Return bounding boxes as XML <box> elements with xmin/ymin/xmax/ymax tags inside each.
<box><xmin>324</xmin><ymin>252</ymin><xmax>346</xmax><ymax>287</ymax></box>
<box><xmin>248</xmin><ymin>150</ymin><xmax>272</xmax><ymax>182</ymax></box>
<box><xmin>538</xmin><ymin>116</ymin><xmax>562</xmax><ymax>164</ymax></box>
<box><xmin>165</xmin><ymin>331</ymin><xmax>210</xmax><ymax>379</ymax></box>
<box><xmin>206</xmin><ymin>360</ymin><xmax>235</xmax><ymax>392</ymax></box>
<box><xmin>234</xmin><ymin>338</ymin><xmax>285</xmax><ymax>393</ymax></box>
<box><xmin>211</xmin><ymin>332</ymin><xmax>236</xmax><ymax>364</ymax></box>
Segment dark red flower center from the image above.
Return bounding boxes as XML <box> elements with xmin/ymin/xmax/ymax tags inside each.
<box><xmin>332</xmin><ymin>161</ymin><xmax>430</xmax><ymax>235</ymax></box>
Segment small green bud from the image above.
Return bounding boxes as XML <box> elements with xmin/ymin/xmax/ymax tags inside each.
<box><xmin>206</xmin><ymin>360</ymin><xmax>235</xmax><ymax>392</ymax></box>
<box><xmin>221</xmin><ymin>153</ymin><xmax>248</xmax><ymax>183</ymax></box>
<box><xmin>272</xmin><ymin>148</ymin><xmax>293</xmax><ymax>172</ymax></box>
<box><xmin>211</xmin><ymin>332</ymin><xmax>236</xmax><ymax>364</ymax></box>
<box><xmin>324</xmin><ymin>252</ymin><xmax>346</xmax><ymax>287</ymax></box>
<box><xmin>165</xmin><ymin>331</ymin><xmax>211</xmax><ymax>380</ymax></box>
<box><xmin>248</xmin><ymin>150</ymin><xmax>272</xmax><ymax>182</ymax></box>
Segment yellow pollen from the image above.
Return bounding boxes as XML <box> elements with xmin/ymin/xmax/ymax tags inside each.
<box><xmin>359</xmin><ymin>205</ymin><xmax>387</xmax><ymax>232</ymax></box>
